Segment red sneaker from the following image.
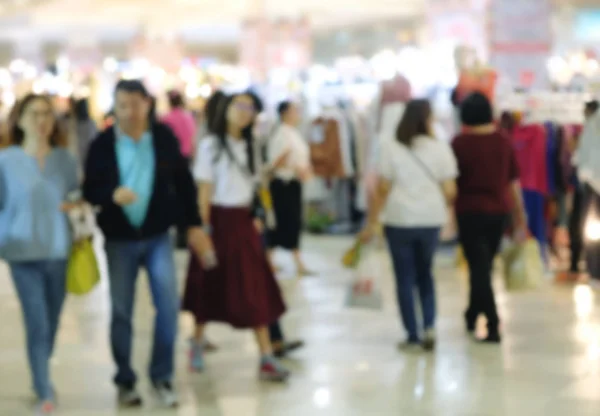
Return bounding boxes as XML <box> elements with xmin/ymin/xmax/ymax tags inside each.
<box><xmin>38</xmin><ymin>400</ymin><xmax>55</xmax><ymax>415</ymax></box>
<box><xmin>259</xmin><ymin>357</ymin><xmax>290</xmax><ymax>382</ymax></box>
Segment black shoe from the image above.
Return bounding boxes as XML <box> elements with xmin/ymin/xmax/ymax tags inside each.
<box><xmin>398</xmin><ymin>338</ymin><xmax>421</xmax><ymax>351</ymax></box>
<box><xmin>274</xmin><ymin>340</ymin><xmax>305</xmax><ymax>358</ymax></box>
<box><xmin>479</xmin><ymin>332</ymin><xmax>502</xmax><ymax>344</ymax></box>
<box><xmin>117</xmin><ymin>384</ymin><xmax>143</xmax><ymax>408</ymax></box>
<box><xmin>465</xmin><ymin>313</ymin><xmax>476</xmax><ymax>334</ymax></box>
<box><xmin>422</xmin><ymin>329</ymin><xmax>436</xmax><ymax>352</ymax></box>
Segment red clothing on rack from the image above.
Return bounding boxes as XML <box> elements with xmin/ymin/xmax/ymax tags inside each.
<box><xmin>512</xmin><ymin>124</ymin><xmax>548</xmax><ymax>195</ymax></box>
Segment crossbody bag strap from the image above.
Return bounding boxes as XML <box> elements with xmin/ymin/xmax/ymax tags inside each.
<box><xmin>402</xmin><ymin>144</ymin><xmax>439</xmax><ymax>187</ymax></box>
<box><xmin>400</xmin><ymin>144</ymin><xmax>450</xmax><ymax>205</ymax></box>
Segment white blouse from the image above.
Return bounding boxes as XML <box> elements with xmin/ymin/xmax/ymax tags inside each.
<box><xmin>267</xmin><ymin>124</ymin><xmax>310</xmax><ymax>181</ymax></box>
<box><xmin>377</xmin><ymin>135</ymin><xmax>458</xmax><ymax>228</ymax></box>
<box><xmin>193</xmin><ymin>135</ymin><xmax>256</xmax><ymax>207</ymax></box>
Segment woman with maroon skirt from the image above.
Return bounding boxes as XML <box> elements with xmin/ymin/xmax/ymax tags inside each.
<box><xmin>182</xmin><ymin>93</ymin><xmax>290</xmax><ymax>382</ymax></box>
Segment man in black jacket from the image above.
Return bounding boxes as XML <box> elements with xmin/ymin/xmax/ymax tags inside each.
<box><xmin>83</xmin><ymin>80</ymin><xmax>214</xmax><ymax>408</ymax></box>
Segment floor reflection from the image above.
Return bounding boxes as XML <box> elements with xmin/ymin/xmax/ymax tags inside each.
<box><xmin>0</xmin><ymin>235</ymin><xmax>599</xmax><ymax>415</ymax></box>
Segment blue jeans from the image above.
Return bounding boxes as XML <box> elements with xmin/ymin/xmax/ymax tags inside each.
<box><xmin>9</xmin><ymin>260</ymin><xmax>67</xmax><ymax>400</ymax></box>
<box><xmin>105</xmin><ymin>233</ymin><xmax>179</xmax><ymax>387</ymax></box>
<box><xmin>384</xmin><ymin>227</ymin><xmax>440</xmax><ymax>341</ymax></box>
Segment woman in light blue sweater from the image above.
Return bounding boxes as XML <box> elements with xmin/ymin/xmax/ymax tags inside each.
<box><xmin>0</xmin><ymin>94</ymin><xmax>79</xmax><ymax>414</ymax></box>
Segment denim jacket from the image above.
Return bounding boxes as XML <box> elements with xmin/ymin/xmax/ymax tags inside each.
<box><xmin>0</xmin><ymin>146</ymin><xmax>78</xmax><ymax>262</ymax></box>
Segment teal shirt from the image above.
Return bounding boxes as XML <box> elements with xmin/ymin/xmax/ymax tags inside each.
<box><xmin>115</xmin><ymin>128</ymin><xmax>156</xmax><ymax>228</ymax></box>
<box><xmin>0</xmin><ymin>147</ymin><xmax>78</xmax><ymax>262</ymax></box>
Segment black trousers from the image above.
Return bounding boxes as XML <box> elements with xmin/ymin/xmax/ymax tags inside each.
<box><xmin>268</xmin><ymin>179</ymin><xmax>302</xmax><ymax>250</ymax></box>
<box><xmin>269</xmin><ymin>322</ymin><xmax>285</xmax><ymax>343</ymax></box>
<box><xmin>176</xmin><ymin>157</ymin><xmax>193</xmax><ymax>249</ymax></box>
<box><xmin>458</xmin><ymin>213</ymin><xmax>508</xmax><ymax>332</ymax></box>
<box><xmin>569</xmin><ymin>185</ymin><xmax>586</xmax><ymax>273</ymax></box>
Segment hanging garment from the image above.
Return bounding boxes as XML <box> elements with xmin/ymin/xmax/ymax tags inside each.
<box><xmin>544</xmin><ymin>122</ymin><xmax>558</xmax><ymax>196</ymax></box>
<box><xmin>456</xmin><ymin>68</ymin><xmax>498</xmax><ymax>103</ymax></box>
<box><xmin>513</xmin><ymin>124</ymin><xmax>548</xmax><ymax>195</ymax></box>
<box><xmin>324</xmin><ymin>107</ymin><xmax>354</xmax><ymax>177</ymax></box>
<box><xmin>555</xmin><ymin>126</ymin><xmax>572</xmax><ymax>195</ymax></box>
<box><xmin>309</xmin><ymin>117</ymin><xmax>345</xmax><ymax>178</ymax></box>
<box><xmin>523</xmin><ymin>189</ymin><xmax>547</xmax><ymax>250</ymax></box>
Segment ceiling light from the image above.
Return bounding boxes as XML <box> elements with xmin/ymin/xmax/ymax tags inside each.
<box><xmin>32</xmin><ymin>80</ymin><xmax>44</xmax><ymax>94</ymax></box>
<box><xmin>1</xmin><ymin>91</ymin><xmax>15</xmax><ymax>108</ymax></box>
<box><xmin>103</xmin><ymin>57</ymin><xmax>118</xmax><ymax>73</ymax></box>
<box><xmin>56</xmin><ymin>56</ymin><xmax>70</xmax><ymax>73</ymax></box>
<box><xmin>23</xmin><ymin>64</ymin><xmax>37</xmax><ymax>79</ymax></box>
<box><xmin>9</xmin><ymin>59</ymin><xmax>26</xmax><ymax>73</ymax></box>
<box><xmin>0</xmin><ymin>68</ymin><xmax>12</xmax><ymax>87</ymax></box>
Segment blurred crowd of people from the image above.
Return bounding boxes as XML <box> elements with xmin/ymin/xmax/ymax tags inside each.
<box><xmin>0</xmin><ymin>81</ymin><xmax>312</xmax><ymax>414</ymax></box>
<box><xmin>1</xmin><ymin>77</ymin><xmax>599</xmax><ymax>415</ymax></box>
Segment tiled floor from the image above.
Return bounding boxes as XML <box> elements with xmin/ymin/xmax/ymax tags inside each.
<box><xmin>1</xmin><ymin>235</ymin><xmax>600</xmax><ymax>415</ymax></box>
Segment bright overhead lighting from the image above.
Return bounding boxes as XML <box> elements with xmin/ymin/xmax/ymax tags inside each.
<box><xmin>0</xmin><ymin>68</ymin><xmax>12</xmax><ymax>87</ymax></box>
<box><xmin>1</xmin><ymin>91</ymin><xmax>15</xmax><ymax>108</ymax></box>
<box><xmin>185</xmin><ymin>84</ymin><xmax>200</xmax><ymax>99</ymax></box>
<box><xmin>58</xmin><ymin>83</ymin><xmax>74</xmax><ymax>98</ymax></box>
<box><xmin>199</xmin><ymin>84</ymin><xmax>212</xmax><ymax>98</ymax></box>
<box><xmin>32</xmin><ymin>80</ymin><xmax>44</xmax><ymax>94</ymax></box>
<box><xmin>103</xmin><ymin>57</ymin><xmax>118</xmax><ymax>73</ymax></box>
<box><xmin>56</xmin><ymin>56</ymin><xmax>70</xmax><ymax>73</ymax></box>
<box><xmin>23</xmin><ymin>64</ymin><xmax>37</xmax><ymax>79</ymax></box>
<box><xmin>9</xmin><ymin>59</ymin><xmax>26</xmax><ymax>73</ymax></box>
<box><xmin>179</xmin><ymin>65</ymin><xmax>196</xmax><ymax>83</ymax></box>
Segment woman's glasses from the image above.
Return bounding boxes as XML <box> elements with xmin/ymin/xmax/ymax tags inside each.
<box><xmin>233</xmin><ymin>102</ymin><xmax>256</xmax><ymax>114</ymax></box>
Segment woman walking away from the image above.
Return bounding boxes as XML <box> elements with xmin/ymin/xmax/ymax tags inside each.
<box><xmin>0</xmin><ymin>94</ymin><xmax>79</xmax><ymax>414</ymax></box>
<box><xmin>452</xmin><ymin>92</ymin><xmax>527</xmax><ymax>344</ymax></box>
<box><xmin>182</xmin><ymin>93</ymin><xmax>290</xmax><ymax>381</ymax></box>
<box><xmin>359</xmin><ymin>99</ymin><xmax>458</xmax><ymax>351</ymax></box>
<box><xmin>267</xmin><ymin>101</ymin><xmax>312</xmax><ymax>276</ymax></box>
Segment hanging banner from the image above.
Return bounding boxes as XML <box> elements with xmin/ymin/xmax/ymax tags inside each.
<box><xmin>129</xmin><ymin>35</ymin><xmax>184</xmax><ymax>72</ymax></box>
<box><xmin>239</xmin><ymin>18</ymin><xmax>269</xmax><ymax>82</ymax></box>
<box><xmin>239</xmin><ymin>17</ymin><xmax>311</xmax><ymax>82</ymax></box>
<box><xmin>426</xmin><ymin>0</ymin><xmax>488</xmax><ymax>62</ymax></box>
<box><xmin>489</xmin><ymin>0</ymin><xmax>552</xmax><ymax>89</ymax></box>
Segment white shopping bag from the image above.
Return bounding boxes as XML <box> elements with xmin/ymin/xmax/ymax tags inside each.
<box><xmin>345</xmin><ymin>245</ymin><xmax>383</xmax><ymax>310</ymax></box>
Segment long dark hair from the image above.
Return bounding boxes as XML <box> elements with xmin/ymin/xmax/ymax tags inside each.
<box><xmin>205</xmin><ymin>90</ymin><xmax>226</xmax><ymax>135</ymax></box>
<box><xmin>212</xmin><ymin>92</ymin><xmax>263</xmax><ymax>175</ymax></box>
<box><xmin>4</xmin><ymin>93</ymin><xmax>66</xmax><ymax>148</ymax></box>
<box><xmin>395</xmin><ymin>99</ymin><xmax>432</xmax><ymax>147</ymax></box>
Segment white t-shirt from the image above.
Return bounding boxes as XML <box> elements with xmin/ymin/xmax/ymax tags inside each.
<box><xmin>377</xmin><ymin>135</ymin><xmax>458</xmax><ymax>228</ymax></box>
<box><xmin>267</xmin><ymin>124</ymin><xmax>310</xmax><ymax>181</ymax></box>
<box><xmin>193</xmin><ymin>135</ymin><xmax>256</xmax><ymax>207</ymax></box>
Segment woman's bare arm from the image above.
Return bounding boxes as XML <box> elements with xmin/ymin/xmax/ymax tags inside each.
<box><xmin>441</xmin><ymin>179</ymin><xmax>458</xmax><ymax>204</ymax></box>
<box><xmin>366</xmin><ymin>177</ymin><xmax>392</xmax><ymax>227</ymax></box>
<box><xmin>198</xmin><ymin>182</ymin><xmax>213</xmax><ymax>224</ymax></box>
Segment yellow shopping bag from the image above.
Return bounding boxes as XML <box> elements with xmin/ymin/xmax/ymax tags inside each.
<box><xmin>502</xmin><ymin>238</ymin><xmax>543</xmax><ymax>291</ymax></box>
<box><xmin>67</xmin><ymin>238</ymin><xmax>100</xmax><ymax>295</ymax></box>
<box><xmin>342</xmin><ymin>240</ymin><xmax>362</xmax><ymax>269</ymax></box>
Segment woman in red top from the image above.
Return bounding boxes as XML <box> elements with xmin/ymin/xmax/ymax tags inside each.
<box><xmin>452</xmin><ymin>92</ymin><xmax>527</xmax><ymax>343</ymax></box>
